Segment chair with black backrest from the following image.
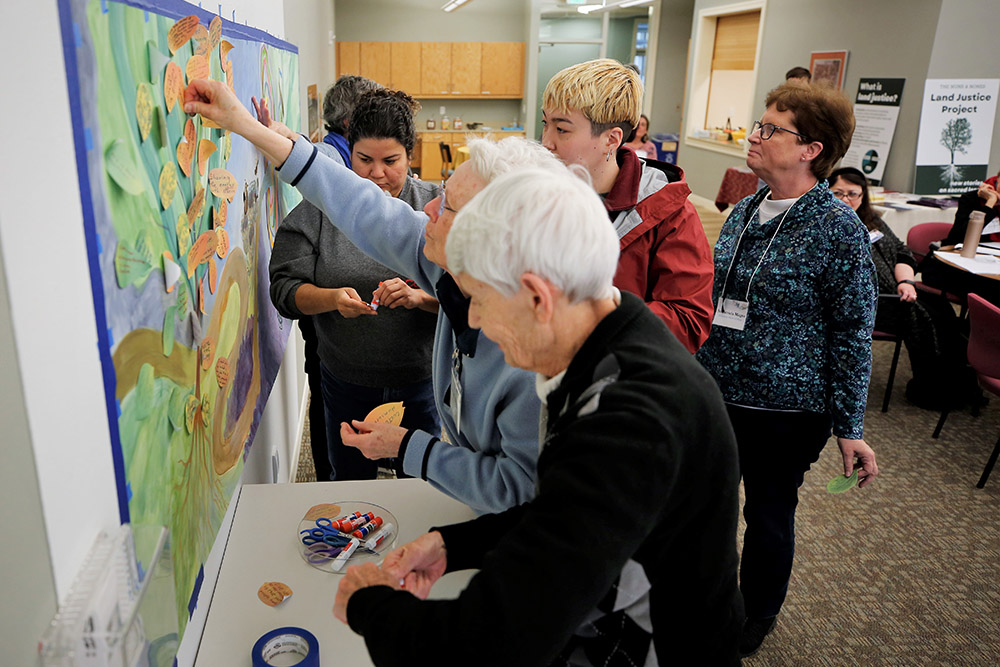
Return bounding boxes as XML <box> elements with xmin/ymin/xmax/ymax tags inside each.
<box><xmin>873</xmin><ymin>294</ymin><xmax>905</xmax><ymax>413</ymax></box>
<box><xmin>439</xmin><ymin>142</ymin><xmax>454</xmax><ymax>184</ymax></box>
<box><xmin>907</xmin><ymin>222</ymin><xmax>967</xmax><ymax>316</ymax></box>
<box><xmin>931</xmin><ymin>293</ymin><xmax>1000</xmax><ymax>488</ymax></box>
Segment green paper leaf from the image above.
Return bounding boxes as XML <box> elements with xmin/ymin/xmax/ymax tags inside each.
<box><xmin>105</xmin><ymin>138</ymin><xmax>145</xmax><ymax>195</ymax></box>
<box><xmin>162</xmin><ymin>305</ymin><xmax>177</xmax><ymax>356</ymax></box>
<box><xmin>134</xmin><ymin>362</ymin><xmax>155</xmax><ymax>421</ymax></box>
<box><xmin>147</xmin><ymin>40</ymin><xmax>169</xmax><ymax>84</ymax></box>
<box><xmin>167</xmin><ymin>386</ymin><xmax>185</xmax><ymax>431</ymax></box>
<box><xmin>826</xmin><ymin>468</ymin><xmax>859</xmax><ymax>494</ymax></box>
<box><xmin>114</xmin><ymin>234</ymin><xmax>155</xmax><ymax>288</ymax></box>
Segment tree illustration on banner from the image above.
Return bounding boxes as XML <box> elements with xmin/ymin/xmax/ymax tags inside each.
<box><xmin>939</xmin><ymin>117</ymin><xmax>972</xmax><ymax>185</ymax></box>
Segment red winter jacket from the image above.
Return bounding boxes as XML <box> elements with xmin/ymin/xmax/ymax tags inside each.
<box><xmin>603</xmin><ymin>148</ymin><xmax>715</xmax><ymax>353</ymax></box>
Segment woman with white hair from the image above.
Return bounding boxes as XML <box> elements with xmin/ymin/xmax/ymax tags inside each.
<box><xmin>184</xmin><ymin>78</ymin><xmax>558</xmax><ymax>514</ymax></box>
<box><xmin>333</xmin><ymin>168</ymin><xmax>744</xmax><ymax>666</ymax></box>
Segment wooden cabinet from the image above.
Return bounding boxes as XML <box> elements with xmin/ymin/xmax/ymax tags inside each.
<box><xmin>339</xmin><ymin>41</ymin><xmax>524</xmax><ymax>99</ymax></box>
<box><xmin>481</xmin><ymin>43</ymin><xmax>524</xmax><ymax>96</ymax></box>
<box><xmin>419</xmin><ymin>132</ymin><xmax>449</xmax><ymax>183</ymax></box>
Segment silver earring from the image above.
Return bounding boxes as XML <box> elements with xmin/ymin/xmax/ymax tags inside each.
<box><xmin>606</xmin><ymin>149</ymin><xmax>613</xmax><ymax>161</ymax></box>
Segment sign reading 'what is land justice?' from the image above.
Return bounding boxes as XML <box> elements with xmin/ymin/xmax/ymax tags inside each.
<box><xmin>915</xmin><ymin>79</ymin><xmax>999</xmax><ymax>194</ymax></box>
<box><xmin>843</xmin><ymin>78</ymin><xmax>904</xmax><ymax>184</ymax></box>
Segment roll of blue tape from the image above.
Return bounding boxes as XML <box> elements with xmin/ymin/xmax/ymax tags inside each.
<box><xmin>251</xmin><ymin>627</ymin><xmax>320</xmax><ymax>666</ymax></box>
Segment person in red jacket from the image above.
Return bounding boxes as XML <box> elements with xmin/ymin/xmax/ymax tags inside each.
<box><xmin>540</xmin><ymin>59</ymin><xmax>714</xmax><ymax>353</ymax></box>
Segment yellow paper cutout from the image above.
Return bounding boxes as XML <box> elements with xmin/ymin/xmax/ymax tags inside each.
<box><xmin>364</xmin><ymin>401</ymin><xmax>405</xmax><ymax>426</ymax></box>
<box><xmin>198</xmin><ymin>139</ymin><xmax>217</xmax><ymax>176</ymax></box>
<box><xmin>215</xmin><ymin>357</ymin><xmax>230</xmax><ymax>387</ymax></box>
<box><xmin>198</xmin><ymin>280</ymin><xmax>205</xmax><ymax>313</ymax></box>
<box><xmin>187</xmin><ymin>230</ymin><xmax>218</xmax><ymax>277</ymax></box>
<box><xmin>159</xmin><ymin>162</ymin><xmax>177</xmax><ymax>210</ymax></box>
<box><xmin>177</xmin><ymin>118</ymin><xmax>196</xmax><ymax>177</ymax></box>
<box><xmin>223</xmin><ymin>131</ymin><xmax>232</xmax><ymax>162</ymax></box>
<box><xmin>208</xmin><ymin>17</ymin><xmax>222</xmax><ymax>51</ymax></box>
<box><xmin>184</xmin><ymin>394</ymin><xmax>199</xmax><ymax>433</ymax></box>
<box><xmin>257</xmin><ymin>582</ymin><xmax>292</xmax><ymax>607</ymax></box>
<box><xmin>201</xmin><ymin>337</ymin><xmax>215</xmax><ymax>369</ymax></box>
<box><xmin>303</xmin><ymin>503</ymin><xmax>342</xmax><ymax>522</ymax></box>
<box><xmin>162</xmin><ymin>251</ymin><xmax>181</xmax><ymax>293</ymax></box>
<box><xmin>168</xmin><ymin>15</ymin><xmax>200</xmax><ymax>54</ymax></box>
<box><xmin>201</xmin><ymin>393</ymin><xmax>212</xmax><ymax>426</ymax></box>
<box><xmin>186</xmin><ymin>54</ymin><xmax>209</xmax><ymax>82</ymax></box>
<box><xmin>135</xmin><ymin>83</ymin><xmax>153</xmax><ymax>142</ymax></box>
<box><xmin>176</xmin><ymin>213</ymin><xmax>191</xmax><ymax>258</ymax></box>
<box><xmin>209</xmin><ymin>168</ymin><xmax>237</xmax><ymax>201</ymax></box>
<box><xmin>208</xmin><ymin>258</ymin><xmax>217</xmax><ymax>294</ymax></box>
<box><xmin>216</xmin><ymin>228</ymin><xmax>229</xmax><ymax>258</ymax></box>
<box><xmin>226</xmin><ymin>64</ymin><xmax>233</xmax><ymax>90</ymax></box>
<box><xmin>187</xmin><ymin>186</ymin><xmax>206</xmax><ymax>224</ymax></box>
<box><xmin>202</xmin><ymin>116</ymin><xmax>222</xmax><ymax>130</ymax></box>
<box><xmin>192</xmin><ymin>25</ymin><xmax>210</xmax><ymax>57</ymax></box>
<box><xmin>164</xmin><ymin>62</ymin><xmax>183</xmax><ymax>112</ymax></box>
<box><xmin>217</xmin><ymin>199</ymin><xmax>228</xmax><ymax>227</ymax></box>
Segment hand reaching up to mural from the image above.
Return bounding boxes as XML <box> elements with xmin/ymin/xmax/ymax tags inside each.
<box><xmin>252</xmin><ymin>96</ymin><xmax>298</xmax><ymax>143</ymax></box>
<box><xmin>184</xmin><ymin>78</ymin><xmax>294</xmax><ymax>166</ymax></box>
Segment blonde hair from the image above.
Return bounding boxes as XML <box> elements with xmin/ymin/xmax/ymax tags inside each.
<box><xmin>542</xmin><ymin>59</ymin><xmax>642</xmax><ymax>136</ymax></box>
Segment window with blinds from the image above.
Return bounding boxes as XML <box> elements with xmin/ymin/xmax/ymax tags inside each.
<box><xmin>705</xmin><ymin>10</ymin><xmax>760</xmax><ymax>134</ymax></box>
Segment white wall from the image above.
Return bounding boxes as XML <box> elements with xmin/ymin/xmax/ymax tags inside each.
<box><xmin>0</xmin><ymin>1</ymin><xmax>303</xmax><ymax>662</ymax></box>
<box><xmin>284</xmin><ymin>0</ymin><xmax>337</xmax><ymax>135</ymax></box>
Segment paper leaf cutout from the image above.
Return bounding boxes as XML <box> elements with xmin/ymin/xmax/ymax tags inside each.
<box><xmin>192</xmin><ymin>25</ymin><xmax>210</xmax><ymax>57</ymax></box>
<box><xmin>303</xmin><ymin>503</ymin><xmax>342</xmax><ymax>522</ymax></box>
<box><xmin>105</xmin><ymin>139</ymin><xmax>145</xmax><ymax>195</ymax></box>
<box><xmin>186</xmin><ymin>53</ymin><xmax>209</xmax><ymax>82</ymax></box>
<box><xmin>147</xmin><ymin>41</ymin><xmax>169</xmax><ymax>84</ymax></box>
<box><xmin>216</xmin><ymin>199</ymin><xmax>228</xmax><ymax>228</ymax></box>
<box><xmin>215</xmin><ymin>357</ymin><xmax>230</xmax><ymax>387</ymax></box>
<box><xmin>364</xmin><ymin>401</ymin><xmax>405</xmax><ymax>426</ymax></box>
<box><xmin>201</xmin><ymin>394</ymin><xmax>212</xmax><ymax>426</ymax></box>
<box><xmin>134</xmin><ymin>362</ymin><xmax>155</xmax><ymax>421</ymax></box>
<box><xmin>198</xmin><ymin>280</ymin><xmax>205</xmax><ymax>314</ymax></box>
<box><xmin>168</xmin><ymin>15</ymin><xmax>200</xmax><ymax>54</ymax></box>
<box><xmin>156</xmin><ymin>107</ymin><xmax>169</xmax><ymax>148</ymax></box>
<box><xmin>187</xmin><ymin>230</ymin><xmax>218</xmax><ymax>277</ymax></box>
<box><xmin>164</xmin><ymin>61</ymin><xmax>184</xmax><ymax>112</ymax></box>
<box><xmin>209</xmin><ymin>168</ymin><xmax>237</xmax><ymax>201</ymax></box>
<box><xmin>159</xmin><ymin>162</ymin><xmax>178</xmax><ymax>209</ymax></box>
<box><xmin>162</xmin><ymin>251</ymin><xmax>181</xmax><ymax>293</ymax></box>
<box><xmin>187</xmin><ymin>187</ymin><xmax>206</xmax><ymax>225</ymax></box>
<box><xmin>162</xmin><ymin>305</ymin><xmax>177</xmax><ymax>356</ymax></box>
<box><xmin>184</xmin><ymin>394</ymin><xmax>199</xmax><ymax>433</ymax></box>
<box><xmin>202</xmin><ymin>116</ymin><xmax>222</xmax><ymax>130</ymax></box>
<box><xmin>216</xmin><ymin>228</ymin><xmax>229</xmax><ymax>258</ymax></box>
<box><xmin>209</xmin><ymin>17</ymin><xmax>222</xmax><ymax>51</ymax></box>
<box><xmin>176</xmin><ymin>213</ymin><xmax>191</xmax><ymax>259</ymax></box>
<box><xmin>201</xmin><ymin>337</ymin><xmax>215</xmax><ymax>370</ymax></box>
<box><xmin>176</xmin><ymin>280</ymin><xmax>189</xmax><ymax>315</ymax></box>
<box><xmin>136</xmin><ymin>83</ymin><xmax>153</xmax><ymax>141</ymax></box>
<box><xmin>114</xmin><ymin>236</ymin><xmax>154</xmax><ymax>288</ymax></box>
<box><xmin>223</xmin><ymin>131</ymin><xmax>232</xmax><ymax>162</ymax></box>
<box><xmin>257</xmin><ymin>582</ymin><xmax>292</xmax><ymax>607</ymax></box>
<box><xmin>168</xmin><ymin>386</ymin><xmax>185</xmax><ymax>430</ymax></box>
<box><xmin>220</xmin><ymin>40</ymin><xmax>234</xmax><ymax>66</ymax></box>
<box><xmin>208</xmin><ymin>258</ymin><xmax>217</xmax><ymax>294</ymax></box>
<box><xmin>177</xmin><ymin>118</ymin><xmax>196</xmax><ymax>177</ymax></box>
<box><xmin>198</xmin><ymin>139</ymin><xmax>217</xmax><ymax>176</ymax></box>
<box><xmin>226</xmin><ymin>64</ymin><xmax>234</xmax><ymax>90</ymax></box>
<box><xmin>826</xmin><ymin>469</ymin><xmax>860</xmax><ymax>494</ymax></box>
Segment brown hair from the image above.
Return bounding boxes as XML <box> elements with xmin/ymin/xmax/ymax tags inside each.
<box><xmin>764</xmin><ymin>83</ymin><xmax>855</xmax><ymax>179</ymax></box>
<box><xmin>829</xmin><ymin>167</ymin><xmax>877</xmax><ymax>231</ymax></box>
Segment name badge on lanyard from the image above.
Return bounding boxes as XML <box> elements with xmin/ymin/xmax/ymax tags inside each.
<box><xmin>450</xmin><ymin>347</ymin><xmax>463</xmax><ymax>435</ymax></box>
<box><xmin>713</xmin><ymin>298</ymin><xmax>749</xmax><ymax>330</ymax></box>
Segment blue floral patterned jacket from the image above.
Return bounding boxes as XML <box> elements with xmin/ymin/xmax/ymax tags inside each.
<box><xmin>697</xmin><ymin>181</ymin><xmax>877</xmax><ymax>439</ymax></box>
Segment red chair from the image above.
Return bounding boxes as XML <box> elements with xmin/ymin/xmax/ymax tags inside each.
<box><xmin>906</xmin><ymin>222</ymin><xmax>953</xmax><ymax>264</ymax></box>
<box><xmin>931</xmin><ymin>293</ymin><xmax>1000</xmax><ymax>488</ymax></box>
<box><xmin>872</xmin><ymin>295</ymin><xmax>904</xmax><ymax>413</ymax></box>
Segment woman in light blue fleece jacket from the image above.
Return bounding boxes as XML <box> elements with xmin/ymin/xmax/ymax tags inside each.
<box><xmin>185</xmin><ymin>78</ymin><xmax>566</xmax><ymax>513</ymax></box>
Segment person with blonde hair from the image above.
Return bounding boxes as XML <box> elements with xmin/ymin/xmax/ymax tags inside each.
<box><xmin>184</xmin><ymin>78</ymin><xmax>564</xmax><ymax>514</ymax></box>
<box><xmin>541</xmin><ymin>58</ymin><xmax>714</xmax><ymax>353</ymax></box>
<box><xmin>334</xmin><ymin>166</ymin><xmax>744</xmax><ymax>666</ymax></box>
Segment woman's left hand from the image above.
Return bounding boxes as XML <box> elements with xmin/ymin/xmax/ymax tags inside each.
<box><xmin>333</xmin><ymin>563</ymin><xmax>403</xmax><ymax>624</ymax></box>
<box><xmin>341</xmin><ymin>420</ymin><xmax>407</xmax><ymax>459</ymax></box>
<box><xmin>837</xmin><ymin>437</ymin><xmax>879</xmax><ymax>487</ymax></box>
<box><xmin>897</xmin><ymin>281</ymin><xmax>918</xmax><ymax>302</ymax></box>
<box><xmin>372</xmin><ymin>278</ymin><xmax>438</xmax><ymax>312</ymax></box>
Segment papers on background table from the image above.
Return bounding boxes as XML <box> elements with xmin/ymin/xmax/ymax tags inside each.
<box><xmin>935</xmin><ymin>250</ymin><xmax>1000</xmax><ymax>275</ymax></box>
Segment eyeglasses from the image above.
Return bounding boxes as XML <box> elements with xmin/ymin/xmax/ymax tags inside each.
<box><xmin>751</xmin><ymin>120</ymin><xmax>810</xmax><ymax>142</ymax></box>
<box><xmin>831</xmin><ymin>190</ymin><xmax>863</xmax><ymax>203</ymax></box>
<box><xmin>437</xmin><ymin>187</ymin><xmax>458</xmax><ymax>218</ymax></box>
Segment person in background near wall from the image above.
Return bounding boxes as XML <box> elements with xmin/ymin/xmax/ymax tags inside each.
<box><xmin>623</xmin><ymin>113</ymin><xmax>657</xmax><ymax>159</ymax></box>
<box><xmin>940</xmin><ymin>170</ymin><xmax>1000</xmax><ymax>246</ymax></box>
<box><xmin>697</xmin><ymin>83</ymin><xmax>879</xmax><ymax>658</ymax></box>
<box><xmin>318</xmin><ymin>74</ymin><xmax>382</xmax><ymax>165</ymax></box>
<box><xmin>541</xmin><ymin>59</ymin><xmax>715</xmax><ymax>353</ymax></box>
<box><xmin>829</xmin><ymin>167</ymin><xmax>973</xmax><ymax>411</ymax></box>
<box><xmin>334</xmin><ymin>166</ymin><xmax>744</xmax><ymax>666</ymax></box>
<box><xmin>785</xmin><ymin>66</ymin><xmax>812</xmax><ymax>84</ymax></box>
<box><xmin>269</xmin><ymin>89</ymin><xmax>441</xmax><ymax>482</ymax></box>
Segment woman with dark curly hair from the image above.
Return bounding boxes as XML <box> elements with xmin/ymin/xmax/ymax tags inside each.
<box><xmin>269</xmin><ymin>89</ymin><xmax>441</xmax><ymax>481</ymax></box>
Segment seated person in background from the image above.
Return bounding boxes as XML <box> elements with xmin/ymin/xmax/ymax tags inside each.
<box><xmin>941</xmin><ymin>171</ymin><xmax>1000</xmax><ymax>246</ymax></box>
<box><xmin>541</xmin><ymin>59</ymin><xmax>715</xmax><ymax>353</ymax></box>
<box><xmin>829</xmin><ymin>167</ymin><xmax>972</xmax><ymax>409</ymax></box>
<box><xmin>185</xmin><ymin>76</ymin><xmax>560</xmax><ymax>514</ymax></box>
<box><xmin>334</xmin><ymin>166</ymin><xmax>744</xmax><ymax>666</ymax></box>
<box><xmin>785</xmin><ymin>66</ymin><xmax>812</xmax><ymax>84</ymax></box>
<box><xmin>623</xmin><ymin>113</ymin><xmax>657</xmax><ymax>159</ymax></box>
<box><xmin>270</xmin><ymin>89</ymin><xmax>441</xmax><ymax>481</ymax></box>
<box><xmin>317</xmin><ymin>74</ymin><xmax>382</xmax><ymax>165</ymax></box>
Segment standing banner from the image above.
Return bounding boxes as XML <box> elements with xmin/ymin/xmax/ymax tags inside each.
<box><xmin>843</xmin><ymin>78</ymin><xmax>904</xmax><ymax>184</ymax></box>
<box><xmin>915</xmin><ymin>79</ymin><xmax>999</xmax><ymax>194</ymax></box>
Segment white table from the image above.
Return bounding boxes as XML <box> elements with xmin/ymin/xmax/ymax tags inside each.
<box><xmin>873</xmin><ymin>192</ymin><xmax>954</xmax><ymax>241</ymax></box>
<box><xmin>194</xmin><ymin>479</ymin><xmax>478</xmax><ymax>666</ymax></box>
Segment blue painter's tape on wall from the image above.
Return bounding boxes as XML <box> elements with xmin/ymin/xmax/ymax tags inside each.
<box><xmin>188</xmin><ymin>565</ymin><xmax>204</xmax><ymax>617</ymax></box>
<box><xmin>100</xmin><ymin>0</ymin><xmax>108</xmax><ymax>13</ymax></box>
<box><xmin>84</xmin><ymin>127</ymin><xmax>93</xmax><ymax>151</ymax></box>
<box><xmin>107</xmin><ymin>326</ymin><xmax>114</xmax><ymax>348</ymax></box>
<box><xmin>126</xmin><ymin>482</ymin><xmax>132</xmax><ymax>501</ymax></box>
<box><xmin>73</xmin><ymin>22</ymin><xmax>82</xmax><ymax>48</ymax></box>
<box><xmin>144</xmin><ymin>10</ymin><xmax>149</xmax><ymax>22</ymax></box>
<box><xmin>115</xmin><ymin>398</ymin><xmax>121</xmax><ymax>418</ymax></box>
<box><xmin>96</xmin><ymin>232</ymin><xmax>102</xmax><ymax>255</ymax></box>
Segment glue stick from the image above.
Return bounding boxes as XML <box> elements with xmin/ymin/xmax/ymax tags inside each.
<box><xmin>364</xmin><ymin>522</ymin><xmax>395</xmax><ymax>551</ymax></box>
<box><xmin>352</xmin><ymin>516</ymin><xmax>383</xmax><ymax>539</ymax></box>
<box><xmin>332</xmin><ymin>538</ymin><xmax>360</xmax><ymax>572</ymax></box>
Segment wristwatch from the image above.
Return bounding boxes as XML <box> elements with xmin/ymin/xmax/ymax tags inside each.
<box><xmin>900</xmin><ymin>279</ymin><xmax>916</xmax><ymax>286</ymax></box>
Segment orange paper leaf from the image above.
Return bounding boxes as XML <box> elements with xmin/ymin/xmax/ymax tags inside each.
<box><xmin>208</xmin><ymin>17</ymin><xmax>222</xmax><ymax>51</ymax></box>
<box><xmin>215</xmin><ymin>357</ymin><xmax>230</xmax><ymax>387</ymax></box>
<box><xmin>167</xmin><ymin>15</ymin><xmax>200</xmax><ymax>55</ymax></box>
<box><xmin>364</xmin><ymin>401</ymin><xmax>405</xmax><ymax>426</ymax></box>
<box><xmin>187</xmin><ymin>230</ymin><xmax>219</xmax><ymax>277</ymax></box>
<box><xmin>198</xmin><ymin>280</ymin><xmax>205</xmax><ymax>313</ymax></box>
<box><xmin>209</xmin><ymin>168</ymin><xmax>237</xmax><ymax>201</ymax></box>
<box><xmin>176</xmin><ymin>118</ymin><xmax>196</xmax><ymax>177</ymax></box>
<box><xmin>257</xmin><ymin>582</ymin><xmax>292</xmax><ymax>607</ymax></box>
<box><xmin>208</xmin><ymin>258</ymin><xmax>217</xmax><ymax>294</ymax></box>
<box><xmin>303</xmin><ymin>503</ymin><xmax>343</xmax><ymax>522</ymax></box>
<box><xmin>226</xmin><ymin>64</ymin><xmax>233</xmax><ymax>90</ymax></box>
<box><xmin>219</xmin><ymin>40</ymin><xmax>234</xmax><ymax>65</ymax></box>
<box><xmin>216</xmin><ymin>228</ymin><xmax>229</xmax><ymax>258</ymax></box>
<box><xmin>192</xmin><ymin>25</ymin><xmax>210</xmax><ymax>57</ymax></box>
<box><xmin>164</xmin><ymin>61</ymin><xmax>184</xmax><ymax>112</ymax></box>
<box><xmin>217</xmin><ymin>199</ymin><xmax>228</xmax><ymax>227</ymax></box>
<box><xmin>201</xmin><ymin>337</ymin><xmax>215</xmax><ymax>369</ymax></box>
<box><xmin>202</xmin><ymin>116</ymin><xmax>222</xmax><ymax>129</ymax></box>
<box><xmin>187</xmin><ymin>186</ymin><xmax>205</xmax><ymax>224</ymax></box>
<box><xmin>158</xmin><ymin>162</ymin><xmax>177</xmax><ymax>210</ymax></box>
<box><xmin>186</xmin><ymin>53</ymin><xmax>209</xmax><ymax>82</ymax></box>
<box><xmin>198</xmin><ymin>139</ymin><xmax>217</xmax><ymax>176</ymax></box>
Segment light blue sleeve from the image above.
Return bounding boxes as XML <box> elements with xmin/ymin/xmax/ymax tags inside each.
<box><xmin>277</xmin><ymin>137</ymin><xmax>442</xmax><ymax>293</ymax></box>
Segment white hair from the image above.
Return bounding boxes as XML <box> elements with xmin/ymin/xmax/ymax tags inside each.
<box><xmin>446</xmin><ymin>166</ymin><xmax>620</xmax><ymax>303</ymax></box>
<box><xmin>465</xmin><ymin>136</ymin><xmax>564</xmax><ymax>184</ymax></box>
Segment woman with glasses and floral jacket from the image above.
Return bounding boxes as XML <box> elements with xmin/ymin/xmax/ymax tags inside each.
<box><xmin>696</xmin><ymin>83</ymin><xmax>880</xmax><ymax>659</ymax></box>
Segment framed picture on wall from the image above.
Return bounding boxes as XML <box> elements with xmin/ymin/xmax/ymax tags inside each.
<box><xmin>307</xmin><ymin>84</ymin><xmax>320</xmax><ymax>143</ymax></box>
<box><xmin>810</xmin><ymin>50</ymin><xmax>849</xmax><ymax>91</ymax></box>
